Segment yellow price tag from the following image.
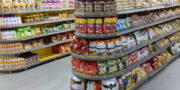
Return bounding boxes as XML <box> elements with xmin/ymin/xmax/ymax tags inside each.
<box><xmin>116</xmin><ymin>32</ymin><xmax>120</xmax><ymax>36</ymax></box>
<box><xmin>121</xmin><ymin>71</ymin><xmax>124</xmax><ymax>75</ymax></box>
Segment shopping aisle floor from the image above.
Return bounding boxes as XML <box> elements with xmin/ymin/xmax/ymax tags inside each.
<box><xmin>0</xmin><ymin>56</ymin><xmax>180</xmax><ymax>90</ymax></box>
<box><xmin>0</xmin><ymin>56</ymin><xmax>72</xmax><ymax>90</ymax></box>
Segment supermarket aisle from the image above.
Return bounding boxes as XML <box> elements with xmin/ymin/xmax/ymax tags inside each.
<box><xmin>138</xmin><ymin>57</ymin><xmax>180</xmax><ymax>90</ymax></box>
<box><xmin>0</xmin><ymin>56</ymin><xmax>72</xmax><ymax>90</ymax></box>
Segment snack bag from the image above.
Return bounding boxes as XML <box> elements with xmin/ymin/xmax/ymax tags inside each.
<box><xmin>142</xmin><ymin>62</ymin><xmax>154</xmax><ymax>74</ymax></box>
<box><xmin>116</xmin><ymin>59</ymin><xmax>124</xmax><ymax>71</ymax></box>
<box><xmin>89</xmin><ymin>41</ymin><xmax>97</xmax><ymax>56</ymax></box>
<box><xmin>85</xmin><ymin>61</ymin><xmax>98</xmax><ymax>76</ymax></box>
<box><xmin>107</xmin><ymin>60</ymin><xmax>118</xmax><ymax>74</ymax></box>
<box><xmin>101</xmin><ymin>78</ymin><xmax>119</xmax><ymax>90</ymax></box>
<box><xmin>96</xmin><ymin>40</ymin><xmax>107</xmax><ymax>56</ymax></box>
<box><xmin>71</xmin><ymin>57</ymin><xmax>80</xmax><ymax>71</ymax></box>
<box><xmin>106</xmin><ymin>40</ymin><xmax>115</xmax><ymax>56</ymax></box>
<box><xmin>87</xmin><ymin>18</ymin><xmax>95</xmax><ymax>34</ymax></box>
<box><xmin>77</xmin><ymin>60</ymin><xmax>86</xmax><ymax>74</ymax></box>
<box><xmin>80</xmin><ymin>39</ymin><xmax>89</xmax><ymax>56</ymax></box>
<box><xmin>112</xmin><ymin>38</ymin><xmax>122</xmax><ymax>54</ymax></box>
<box><xmin>95</xmin><ymin>18</ymin><xmax>103</xmax><ymax>34</ymax></box>
<box><xmin>86</xmin><ymin>81</ymin><xmax>100</xmax><ymax>90</ymax></box>
<box><xmin>70</xmin><ymin>76</ymin><xmax>83</xmax><ymax>90</ymax></box>
<box><xmin>97</xmin><ymin>61</ymin><xmax>107</xmax><ymax>76</ymax></box>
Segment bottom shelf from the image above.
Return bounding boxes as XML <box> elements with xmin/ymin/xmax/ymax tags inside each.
<box><xmin>0</xmin><ymin>53</ymin><xmax>70</xmax><ymax>72</ymax></box>
<box><xmin>131</xmin><ymin>53</ymin><xmax>180</xmax><ymax>90</ymax></box>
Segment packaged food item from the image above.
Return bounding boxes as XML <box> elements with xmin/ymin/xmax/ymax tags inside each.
<box><xmin>87</xmin><ymin>18</ymin><xmax>95</xmax><ymax>34</ymax></box>
<box><xmin>85</xmin><ymin>61</ymin><xmax>98</xmax><ymax>76</ymax></box>
<box><xmin>86</xmin><ymin>81</ymin><xmax>100</xmax><ymax>90</ymax></box>
<box><xmin>70</xmin><ymin>76</ymin><xmax>83</xmax><ymax>90</ymax></box>
<box><xmin>89</xmin><ymin>41</ymin><xmax>97</xmax><ymax>56</ymax></box>
<box><xmin>95</xmin><ymin>18</ymin><xmax>103</xmax><ymax>34</ymax></box>
<box><xmin>79</xmin><ymin>18</ymin><xmax>87</xmax><ymax>34</ymax></box>
<box><xmin>94</xmin><ymin>0</ymin><xmax>103</xmax><ymax>14</ymax></box>
<box><xmin>106</xmin><ymin>40</ymin><xmax>116</xmax><ymax>55</ymax></box>
<box><xmin>107</xmin><ymin>60</ymin><xmax>118</xmax><ymax>74</ymax></box>
<box><xmin>101</xmin><ymin>78</ymin><xmax>119</xmax><ymax>90</ymax></box>
<box><xmin>96</xmin><ymin>40</ymin><xmax>107</xmax><ymax>56</ymax></box>
<box><xmin>103</xmin><ymin>17</ymin><xmax>112</xmax><ymax>34</ymax></box>
<box><xmin>97</xmin><ymin>61</ymin><xmax>107</xmax><ymax>76</ymax></box>
<box><xmin>112</xmin><ymin>38</ymin><xmax>122</xmax><ymax>54</ymax></box>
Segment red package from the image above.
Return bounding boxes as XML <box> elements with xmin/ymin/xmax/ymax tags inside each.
<box><xmin>111</xmin><ymin>17</ymin><xmax>117</xmax><ymax>33</ymax></box>
<box><xmin>77</xmin><ymin>60</ymin><xmax>86</xmax><ymax>74</ymax></box>
<box><xmin>79</xmin><ymin>18</ymin><xmax>87</xmax><ymax>34</ymax></box>
<box><xmin>87</xmin><ymin>18</ymin><xmax>95</xmax><ymax>34</ymax></box>
<box><xmin>103</xmin><ymin>17</ymin><xmax>112</xmax><ymax>34</ymax></box>
<box><xmin>71</xmin><ymin>38</ymin><xmax>81</xmax><ymax>54</ymax></box>
<box><xmin>87</xmin><ymin>81</ymin><xmax>100</xmax><ymax>90</ymax></box>
<box><xmin>71</xmin><ymin>57</ymin><xmax>80</xmax><ymax>71</ymax></box>
<box><xmin>80</xmin><ymin>39</ymin><xmax>89</xmax><ymax>55</ymax></box>
<box><xmin>75</xmin><ymin>18</ymin><xmax>80</xmax><ymax>32</ymax></box>
<box><xmin>85</xmin><ymin>61</ymin><xmax>98</xmax><ymax>76</ymax></box>
<box><xmin>142</xmin><ymin>62</ymin><xmax>154</xmax><ymax>74</ymax></box>
<box><xmin>95</xmin><ymin>18</ymin><xmax>103</xmax><ymax>34</ymax></box>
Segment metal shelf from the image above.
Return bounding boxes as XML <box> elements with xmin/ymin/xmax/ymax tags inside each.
<box><xmin>74</xmin><ymin>13</ymin><xmax>117</xmax><ymax>18</ymax></box>
<box><xmin>71</xmin><ymin>29</ymin><xmax>180</xmax><ymax>61</ymax></box>
<box><xmin>118</xmin><ymin>4</ymin><xmax>180</xmax><ymax>15</ymax></box>
<box><xmin>74</xmin><ymin>15</ymin><xmax>179</xmax><ymax>39</ymax></box>
<box><xmin>0</xmin><ymin>29</ymin><xmax>74</xmax><ymax>43</ymax></box>
<box><xmin>0</xmin><ymin>18</ymin><xmax>74</xmax><ymax>29</ymax></box>
<box><xmin>0</xmin><ymin>8</ymin><xmax>74</xmax><ymax>15</ymax></box>
<box><xmin>72</xmin><ymin>41</ymin><xmax>178</xmax><ymax>80</ymax></box>
<box><xmin>0</xmin><ymin>39</ymin><xmax>73</xmax><ymax>56</ymax></box>
<box><xmin>131</xmin><ymin>53</ymin><xmax>180</xmax><ymax>90</ymax></box>
<box><xmin>0</xmin><ymin>53</ymin><xmax>70</xmax><ymax>72</ymax></box>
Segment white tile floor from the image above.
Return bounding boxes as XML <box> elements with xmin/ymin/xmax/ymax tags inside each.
<box><xmin>0</xmin><ymin>56</ymin><xmax>179</xmax><ymax>90</ymax></box>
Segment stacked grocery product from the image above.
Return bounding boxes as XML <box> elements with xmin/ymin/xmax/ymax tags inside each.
<box><xmin>70</xmin><ymin>50</ymin><xmax>174</xmax><ymax>90</ymax></box>
<box><xmin>0</xmin><ymin>22</ymin><xmax>74</xmax><ymax>41</ymax></box>
<box><xmin>0</xmin><ymin>12</ymin><xmax>74</xmax><ymax>27</ymax></box>
<box><xmin>0</xmin><ymin>1</ymin><xmax>75</xmax><ymax>71</ymax></box>
<box><xmin>116</xmin><ymin>0</ymin><xmax>180</xmax><ymax>10</ymax></box>
<box><xmin>70</xmin><ymin>0</ymin><xmax>180</xmax><ymax>90</ymax></box>
<box><xmin>0</xmin><ymin>0</ymin><xmax>74</xmax><ymax>12</ymax></box>
<box><xmin>75</xmin><ymin>7</ymin><xmax>180</xmax><ymax>35</ymax></box>
<box><xmin>75</xmin><ymin>0</ymin><xmax>116</xmax><ymax>14</ymax></box>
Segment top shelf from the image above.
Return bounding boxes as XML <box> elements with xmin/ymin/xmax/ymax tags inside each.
<box><xmin>0</xmin><ymin>8</ymin><xmax>74</xmax><ymax>15</ymax></box>
<box><xmin>118</xmin><ymin>4</ymin><xmax>180</xmax><ymax>15</ymax></box>
<box><xmin>75</xmin><ymin>4</ymin><xmax>180</xmax><ymax>18</ymax></box>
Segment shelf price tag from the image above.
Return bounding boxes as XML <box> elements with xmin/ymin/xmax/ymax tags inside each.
<box><xmin>120</xmin><ymin>71</ymin><xmax>124</xmax><ymax>75</ymax></box>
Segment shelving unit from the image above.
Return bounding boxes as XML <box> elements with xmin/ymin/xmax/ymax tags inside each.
<box><xmin>0</xmin><ymin>39</ymin><xmax>73</xmax><ymax>56</ymax></box>
<box><xmin>0</xmin><ymin>53</ymin><xmax>70</xmax><ymax>72</ymax></box>
<box><xmin>0</xmin><ymin>18</ymin><xmax>74</xmax><ymax>29</ymax></box>
<box><xmin>0</xmin><ymin>8</ymin><xmax>74</xmax><ymax>15</ymax></box>
<box><xmin>0</xmin><ymin>6</ymin><xmax>75</xmax><ymax>72</ymax></box>
<box><xmin>117</xmin><ymin>4</ymin><xmax>180</xmax><ymax>14</ymax></box>
<box><xmin>72</xmin><ymin>40</ymin><xmax>178</xmax><ymax>80</ymax></box>
<box><xmin>74</xmin><ymin>15</ymin><xmax>178</xmax><ymax>39</ymax></box>
<box><xmin>0</xmin><ymin>29</ymin><xmax>74</xmax><ymax>42</ymax></box>
<box><xmin>71</xmin><ymin>1</ymin><xmax>180</xmax><ymax>90</ymax></box>
<box><xmin>72</xmin><ymin>28</ymin><xmax>180</xmax><ymax>61</ymax></box>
